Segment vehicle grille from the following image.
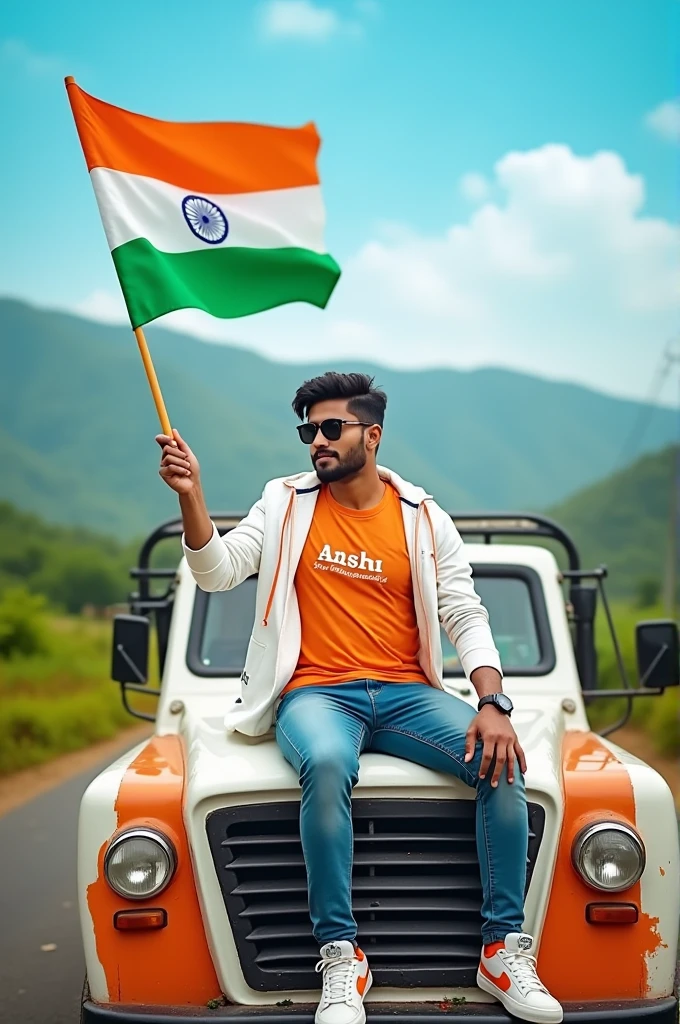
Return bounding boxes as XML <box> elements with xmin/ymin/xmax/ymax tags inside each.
<box><xmin>206</xmin><ymin>799</ymin><xmax>545</xmax><ymax>992</ymax></box>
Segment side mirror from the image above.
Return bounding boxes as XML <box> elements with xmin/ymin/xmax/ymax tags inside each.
<box><xmin>112</xmin><ymin>614</ymin><xmax>149</xmax><ymax>685</ymax></box>
<box><xmin>636</xmin><ymin>619</ymin><xmax>680</xmax><ymax>690</ymax></box>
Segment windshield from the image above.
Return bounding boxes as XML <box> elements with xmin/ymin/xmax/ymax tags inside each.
<box><xmin>189</xmin><ymin>567</ymin><xmax>553</xmax><ymax>677</ymax></box>
<box><xmin>441</xmin><ymin>576</ymin><xmax>541</xmax><ymax>672</ymax></box>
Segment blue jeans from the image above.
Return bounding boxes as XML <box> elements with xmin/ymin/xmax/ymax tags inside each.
<box><xmin>275</xmin><ymin>679</ymin><xmax>528</xmax><ymax>946</ymax></box>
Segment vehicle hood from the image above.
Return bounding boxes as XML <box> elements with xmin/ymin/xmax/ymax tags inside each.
<box><xmin>180</xmin><ymin>697</ymin><xmax>565</xmax><ymax>815</ymax></box>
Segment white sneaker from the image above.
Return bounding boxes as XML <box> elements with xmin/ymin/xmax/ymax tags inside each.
<box><xmin>477</xmin><ymin>933</ymin><xmax>563</xmax><ymax>1024</ymax></box>
<box><xmin>314</xmin><ymin>940</ymin><xmax>373</xmax><ymax>1024</ymax></box>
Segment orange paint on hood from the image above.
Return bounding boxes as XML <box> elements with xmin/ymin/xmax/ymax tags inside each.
<box><xmin>537</xmin><ymin>732</ymin><xmax>661</xmax><ymax>1001</ymax></box>
<box><xmin>86</xmin><ymin>736</ymin><xmax>220</xmax><ymax>1005</ymax></box>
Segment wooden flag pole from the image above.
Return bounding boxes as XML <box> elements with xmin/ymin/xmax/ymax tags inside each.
<box><xmin>134</xmin><ymin>327</ymin><xmax>173</xmax><ymax>436</ymax></box>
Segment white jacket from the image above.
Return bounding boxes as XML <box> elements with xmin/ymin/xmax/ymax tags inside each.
<box><xmin>183</xmin><ymin>466</ymin><xmax>502</xmax><ymax>736</ymax></box>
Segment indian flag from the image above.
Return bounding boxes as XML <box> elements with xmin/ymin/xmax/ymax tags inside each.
<box><xmin>65</xmin><ymin>80</ymin><xmax>340</xmax><ymax>329</ymax></box>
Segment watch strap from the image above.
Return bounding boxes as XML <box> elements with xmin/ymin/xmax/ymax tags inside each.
<box><xmin>478</xmin><ymin>693</ymin><xmax>512</xmax><ymax>715</ymax></box>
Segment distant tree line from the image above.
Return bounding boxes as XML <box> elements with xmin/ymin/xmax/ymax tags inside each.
<box><xmin>0</xmin><ymin>501</ymin><xmax>135</xmax><ymax>615</ymax></box>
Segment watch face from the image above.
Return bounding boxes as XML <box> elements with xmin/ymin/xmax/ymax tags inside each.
<box><xmin>496</xmin><ymin>693</ymin><xmax>513</xmax><ymax>712</ymax></box>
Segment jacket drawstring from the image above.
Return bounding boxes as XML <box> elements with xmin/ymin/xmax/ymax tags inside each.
<box><xmin>423</xmin><ymin>501</ymin><xmax>438</xmax><ymax>580</ymax></box>
<box><xmin>262</xmin><ymin>488</ymin><xmax>295</xmax><ymax>626</ymax></box>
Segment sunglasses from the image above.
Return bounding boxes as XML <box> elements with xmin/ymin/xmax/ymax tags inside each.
<box><xmin>297</xmin><ymin>418</ymin><xmax>373</xmax><ymax>444</ymax></box>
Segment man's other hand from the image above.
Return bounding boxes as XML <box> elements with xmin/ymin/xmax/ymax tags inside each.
<box><xmin>464</xmin><ymin>706</ymin><xmax>527</xmax><ymax>787</ymax></box>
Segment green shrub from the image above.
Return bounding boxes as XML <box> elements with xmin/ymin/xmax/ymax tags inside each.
<box><xmin>644</xmin><ymin>688</ymin><xmax>680</xmax><ymax>757</ymax></box>
<box><xmin>0</xmin><ymin>690</ymin><xmax>131</xmax><ymax>774</ymax></box>
<box><xmin>0</xmin><ymin>614</ymin><xmax>157</xmax><ymax>775</ymax></box>
<box><xmin>32</xmin><ymin>548</ymin><xmax>126</xmax><ymax>614</ymax></box>
<box><xmin>589</xmin><ymin>600</ymin><xmax>679</xmax><ymax>754</ymax></box>
<box><xmin>0</xmin><ymin>587</ymin><xmax>50</xmax><ymax>659</ymax></box>
<box><xmin>635</xmin><ymin>577</ymin><xmax>661</xmax><ymax>610</ymax></box>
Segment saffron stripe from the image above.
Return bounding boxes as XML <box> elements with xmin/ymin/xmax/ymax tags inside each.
<box><xmin>67</xmin><ymin>82</ymin><xmax>320</xmax><ymax>194</ymax></box>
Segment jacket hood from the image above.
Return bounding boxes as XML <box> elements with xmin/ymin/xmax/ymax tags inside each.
<box><xmin>282</xmin><ymin>464</ymin><xmax>433</xmax><ymax>506</ymax></box>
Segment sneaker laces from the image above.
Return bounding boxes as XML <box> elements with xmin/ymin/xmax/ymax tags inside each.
<box><xmin>315</xmin><ymin>954</ymin><xmax>356</xmax><ymax>1004</ymax></box>
<box><xmin>500</xmin><ymin>951</ymin><xmax>548</xmax><ymax>995</ymax></box>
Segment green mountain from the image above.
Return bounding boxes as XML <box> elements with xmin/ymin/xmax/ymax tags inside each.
<box><xmin>0</xmin><ymin>447</ymin><xmax>674</xmax><ymax>607</ymax></box>
<box><xmin>549</xmin><ymin>445</ymin><xmax>677</xmax><ymax>601</ymax></box>
<box><xmin>2</xmin><ymin>297</ymin><xmax>676</xmax><ymax>537</ymax></box>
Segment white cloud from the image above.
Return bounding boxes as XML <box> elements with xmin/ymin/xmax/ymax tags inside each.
<box><xmin>0</xmin><ymin>38</ymin><xmax>63</xmax><ymax>76</ymax></box>
<box><xmin>259</xmin><ymin>0</ymin><xmax>376</xmax><ymax>41</ymax></box>
<box><xmin>260</xmin><ymin>1</ymin><xmax>353</xmax><ymax>41</ymax></box>
<box><xmin>645</xmin><ymin>98</ymin><xmax>680</xmax><ymax>143</ymax></box>
<box><xmin>172</xmin><ymin>143</ymin><xmax>676</xmax><ymax>401</ymax></box>
<box><xmin>354</xmin><ymin>0</ymin><xmax>380</xmax><ymax>16</ymax></box>
<box><xmin>70</xmin><ymin>144</ymin><xmax>680</xmax><ymax>404</ymax></box>
<box><xmin>460</xmin><ymin>172</ymin><xmax>489</xmax><ymax>202</ymax></box>
<box><xmin>73</xmin><ymin>289</ymin><xmax>127</xmax><ymax>324</ymax></box>
<box><xmin>350</xmin><ymin>145</ymin><xmax>679</xmax><ymax>315</ymax></box>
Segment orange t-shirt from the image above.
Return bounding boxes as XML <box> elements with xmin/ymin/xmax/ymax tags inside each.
<box><xmin>283</xmin><ymin>483</ymin><xmax>430</xmax><ymax>692</ymax></box>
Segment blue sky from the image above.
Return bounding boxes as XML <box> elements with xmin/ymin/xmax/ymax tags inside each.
<box><xmin>2</xmin><ymin>0</ymin><xmax>679</xmax><ymax>402</ymax></box>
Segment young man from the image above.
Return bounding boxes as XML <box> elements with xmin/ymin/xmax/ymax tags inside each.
<box><xmin>157</xmin><ymin>372</ymin><xmax>562</xmax><ymax>1024</ymax></box>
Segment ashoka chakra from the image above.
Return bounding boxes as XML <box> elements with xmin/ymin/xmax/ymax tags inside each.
<box><xmin>181</xmin><ymin>195</ymin><xmax>228</xmax><ymax>244</ymax></box>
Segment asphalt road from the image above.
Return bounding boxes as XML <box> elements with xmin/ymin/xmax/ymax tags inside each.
<box><xmin>0</xmin><ymin>746</ymin><xmax>135</xmax><ymax>1024</ymax></box>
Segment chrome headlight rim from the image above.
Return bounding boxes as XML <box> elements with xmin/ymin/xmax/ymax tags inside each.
<box><xmin>572</xmin><ymin>821</ymin><xmax>645</xmax><ymax>893</ymax></box>
<box><xmin>104</xmin><ymin>827</ymin><xmax>177</xmax><ymax>900</ymax></box>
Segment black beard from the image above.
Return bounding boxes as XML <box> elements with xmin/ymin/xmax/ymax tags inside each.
<box><xmin>314</xmin><ymin>443</ymin><xmax>367</xmax><ymax>483</ymax></box>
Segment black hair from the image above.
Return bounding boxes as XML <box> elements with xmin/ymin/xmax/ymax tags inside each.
<box><xmin>292</xmin><ymin>371</ymin><xmax>387</xmax><ymax>426</ymax></box>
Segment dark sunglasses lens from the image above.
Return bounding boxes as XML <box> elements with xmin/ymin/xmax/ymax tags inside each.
<box><xmin>320</xmin><ymin>419</ymin><xmax>343</xmax><ymax>441</ymax></box>
<box><xmin>298</xmin><ymin>423</ymin><xmax>318</xmax><ymax>444</ymax></box>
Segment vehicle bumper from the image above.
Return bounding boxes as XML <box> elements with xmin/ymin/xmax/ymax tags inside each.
<box><xmin>82</xmin><ymin>997</ymin><xmax>679</xmax><ymax>1024</ymax></box>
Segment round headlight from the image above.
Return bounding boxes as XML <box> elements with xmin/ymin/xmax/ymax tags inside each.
<box><xmin>104</xmin><ymin>828</ymin><xmax>176</xmax><ymax>899</ymax></box>
<box><xmin>572</xmin><ymin>822</ymin><xmax>645</xmax><ymax>892</ymax></box>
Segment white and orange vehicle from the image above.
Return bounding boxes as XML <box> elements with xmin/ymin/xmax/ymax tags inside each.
<box><xmin>79</xmin><ymin>513</ymin><xmax>679</xmax><ymax>1024</ymax></box>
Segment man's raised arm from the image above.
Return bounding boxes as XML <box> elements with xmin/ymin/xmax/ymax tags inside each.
<box><xmin>156</xmin><ymin>429</ymin><xmax>264</xmax><ymax>592</ymax></box>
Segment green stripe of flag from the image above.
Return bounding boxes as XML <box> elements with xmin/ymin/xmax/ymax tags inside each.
<box><xmin>111</xmin><ymin>237</ymin><xmax>342</xmax><ymax>329</ymax></box>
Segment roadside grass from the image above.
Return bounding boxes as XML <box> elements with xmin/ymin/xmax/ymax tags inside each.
<box><xmin>0</xmin><ymin>617</ymin><xmax>157</xmax><ymax>776</ymax></box>
<box><xmin>587</xmin><ymin>601</ymin><xmax>679</xmax><ymax>756</ymax></box>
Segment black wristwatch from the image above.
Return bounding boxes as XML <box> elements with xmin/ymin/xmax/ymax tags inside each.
<box><xmin>478</xmin><ymin>693</ymin><xmax>513</xmax><ymax>716</ymax></box>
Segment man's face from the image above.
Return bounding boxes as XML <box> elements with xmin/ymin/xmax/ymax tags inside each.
<box><xmin>305</xmin><ymin>399</ymin><xmax>372</xmax><ymax>483</ymax></box>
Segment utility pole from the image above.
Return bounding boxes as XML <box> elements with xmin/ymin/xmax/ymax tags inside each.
<box><xmin>662</xmin><ymin>340</ymin><xmax>680</xmax><ymax>619</ymax></box>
